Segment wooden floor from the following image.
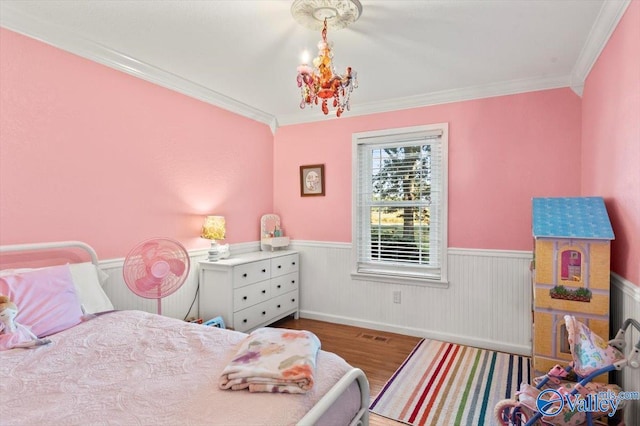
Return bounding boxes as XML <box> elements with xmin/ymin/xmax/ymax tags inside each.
<box><xmin>272</xmin><ymin>316</ymin><xmax>423</xmax><ymax>426</ymax></box>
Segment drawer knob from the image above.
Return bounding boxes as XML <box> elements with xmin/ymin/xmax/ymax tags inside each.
<box><xmin>277</xmin><ymin>265</ymin><xmax>282</xmax><ymax>269</ymax></box>
<box><xmin>277</xmin><ymin>285</ymin><xmax>281</xmax><ymax>289</ymax></box>
<box><xmin>243</xmin><ymin>296</ymin><xmax>247</xmax><ymax>300</ymax></box>
<box><xmin>262</xmin><ymin>311</ymin><xmax>266</xmax><ymax>316</ymax></box>
<box><xmin>292</xmin><ymin>262</ymin><xmax>296</xmax><ymax>266</ymax></box>
<box><xmin>291</xmin><ymin>298</ymin><xmax>295</xmax><ymax>302</ymax></box>
<box><xmin>243</xmin><ymin>273</ymin><xmax>247</xmax><ymax>278</ymax></box>
<box><xmin>243</xmin><ymin>319</ymin><xmax>248</xmax><ymax>323</ymax></box>
<box><xmin>262</xmin><ymin>289</ymin><xmax>266</xmax><ymax>294</ymax></box>
<box><xmin>277</xmin><ymin>304</ymin><xmax>281</xmax><ymax>308</ymax></box>
<box><xmin>291</xmin><ymin>280</ymin><xmax>295</xmax><ymax>284</ymax></box>
<box><xmin>262</xmin><ymin>269</ymin><xmax>266</xmax><ymax>273</ymax></box>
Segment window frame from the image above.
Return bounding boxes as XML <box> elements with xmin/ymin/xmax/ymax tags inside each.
<box><xmin>351</xmin><ymin>123</ymin><xmax>449</xmax><ymax>287</ymax></box>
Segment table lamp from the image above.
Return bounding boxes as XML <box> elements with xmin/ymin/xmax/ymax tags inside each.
<box><xmin>201</xmin><ymin>215</ymin><xmax>227</xmax><ymax>261</ymax></box>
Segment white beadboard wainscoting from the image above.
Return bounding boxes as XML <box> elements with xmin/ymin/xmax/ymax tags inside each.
<box><xmin>97</xmin><ymin>240</ymin><xmax>638</xmax><ymax>369</ymax></box>
<box><xmin>98</xmin><ymin>242</ymin><xmax>260</xmax><ymax>321</ymax></box>
<box><xmin>100</xmin><ymin>253</ymin><xmax>203</xmax><ymax>320</ymax></box>
<box><xmin>610</xmin><ymin>273</ymin><xmax>640</xmax><ymax>424</ymax></box>
<box><xmin>290</xmin><ymin>241</ymin><xmax>534</xmax><ymax>356</ymax></box>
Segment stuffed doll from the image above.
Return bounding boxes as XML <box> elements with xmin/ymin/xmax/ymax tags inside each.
<box><xmin>0</xmin><ymin>295</ymin><xmax>51</xmax><ymax>350</ymax></box>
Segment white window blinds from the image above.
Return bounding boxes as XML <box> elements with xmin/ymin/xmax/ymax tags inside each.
<box><xmin>352</xmin><ymin>124</ymin><xmax>448</xmax><ymax>284</ymax></box>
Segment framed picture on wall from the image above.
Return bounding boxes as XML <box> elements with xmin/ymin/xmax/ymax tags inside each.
<box><xmin>300</xmin><ymin>164</ymin><xmax>325</xmax><ymax>197</ymax></box>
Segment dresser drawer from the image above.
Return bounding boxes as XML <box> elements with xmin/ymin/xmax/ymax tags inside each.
<box><xmin>271</xmin><ymin>254</ymin><xmax>299</xmax><ymax>278</ymax></box>
<box><xmin>271</xmin><ymin>290</ymin><xmax>299</xmax><ymax>314</ymax></box>
<box><xmin>232</xmin><ymin>260</ymin><xmax>270</xmax><ymax>288</ymax></box>
<box><xmin>233</xmin><ymin>301</ymin><xmax>271</xmax><ymax>332</ymax></box>
<box><xmin>233</xmin><ymin>281</ymin><xmax>271</xmax><ymax>312</ymax></box>
<box><xmin>271</xmin><ymin>272</ymin><xmax>298</xmax><ymax>297</ymax></box>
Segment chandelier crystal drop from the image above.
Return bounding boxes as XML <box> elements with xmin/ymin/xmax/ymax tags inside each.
<box><xmin>296</xmin><ymin>18</ymin><xmax>358</xmax><ymax>117</ymax></box>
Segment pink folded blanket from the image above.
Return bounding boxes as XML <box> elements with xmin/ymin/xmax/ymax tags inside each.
<box><xmin>219</xmin><ymin>327</ymin><xmax>321</xmax><ymax>393</ymax></box>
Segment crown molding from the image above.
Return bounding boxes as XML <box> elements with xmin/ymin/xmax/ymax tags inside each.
<box><xmin>277</xmin><ymin>74</ymin><xmax>571</xmax><ymax>126</ymax></box>
<box><xmin>281</xmin><ymin>0</ymin><xmax>633</xmax><ymax>128</ymax></box>
<box><xmin>2</xmin><ymin>1</ymin><xmax>630</xmax><ymax>132</ymax></box>
<box><xmin>570</xmin><ymin>0</ymin><xmax>632</xmax><ymax>96</ymax></box>
<box><xmin>0</xmin><ymin>5</ymin><xmax>279</xmax><ymax>134</ymax></box>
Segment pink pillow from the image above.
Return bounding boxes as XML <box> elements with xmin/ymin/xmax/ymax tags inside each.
<box><xmin>0</xmin><ymin>265</ymin><xmax>84</xmax><ymax>337</ymax></box>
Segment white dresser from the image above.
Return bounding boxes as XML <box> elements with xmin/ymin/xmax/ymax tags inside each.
<box><xmin>199</xmin><ymin>250</ymin><xmax>299</xmax><ymax>332</ymax></box>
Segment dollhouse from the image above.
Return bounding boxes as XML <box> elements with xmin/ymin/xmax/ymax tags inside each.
<box><xmin>531</xmin><ymin>197</ymin><xmax>615</xmax><ymax>381</ymax></box>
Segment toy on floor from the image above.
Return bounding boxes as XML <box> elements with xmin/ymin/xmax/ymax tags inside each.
<box><xmin>494</xmin><ymin>315</ymin><xmax>639</xmax><ymax>426</ymax></box>
<box><xmin>0</xmin><ymin>295</ymin><xmax>51</xmax><ymax>350</ymax></box>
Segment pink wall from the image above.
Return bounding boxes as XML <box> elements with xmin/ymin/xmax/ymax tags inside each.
<box><xmin>3</xmin><ymin>5</ymin><xmax>636</xmax><ymax>284</ymax></box>
<box><xmin>581</xmin><ymin>0</ymin><xmax>640</xmax><ymax>285</ymax></box>
<box><xmin>0</xmin><ymin>29</ymin><xmax>274</xmax><ymax>259</ymax></box>
<box><xmin>274</xmin><ymin>89</ymin><xmax>582</xmax><ymax>251</ymax></box>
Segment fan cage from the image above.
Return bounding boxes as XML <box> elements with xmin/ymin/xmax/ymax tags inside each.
<box><xmin>123</xmin><ymin>238</ymin><xmax>190</xmax><ymax>300</ymax></box>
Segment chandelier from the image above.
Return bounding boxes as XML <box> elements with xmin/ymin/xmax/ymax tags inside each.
<box><xmin>292</xmin><ymin>0</ymin><xmax>361</xmax><ymax>117</ymax></box>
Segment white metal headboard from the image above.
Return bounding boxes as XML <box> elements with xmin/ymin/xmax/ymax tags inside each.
<box><xmin>0</xmin><ymin>241</ymin><xmax>99</xmax><ymax>266</ymax></box>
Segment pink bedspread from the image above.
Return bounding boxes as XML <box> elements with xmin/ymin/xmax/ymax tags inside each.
<box><xmin>0</xmin><ymin>310</ymin><xmax>361</xmax><ymax>425</ymax></box>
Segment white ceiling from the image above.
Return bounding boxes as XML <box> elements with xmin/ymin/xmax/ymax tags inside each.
<box><xmin>0</xmin><ymin>1</ymin><xmax>631</xmax><ymax>131</ymax></box>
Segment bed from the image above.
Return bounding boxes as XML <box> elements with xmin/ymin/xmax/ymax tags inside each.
<box><xmin>0</xmin><ymin>241</ymin><xmax>370</xmax><ymax>426</ymax></box>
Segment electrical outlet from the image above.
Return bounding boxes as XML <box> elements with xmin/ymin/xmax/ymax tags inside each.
<box><xmin>393</xmin><ymin>290</ymin><xmax>401</xmax><ymax>304</ymax></box>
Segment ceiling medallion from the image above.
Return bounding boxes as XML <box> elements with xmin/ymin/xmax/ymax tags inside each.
<box><xmin>291</xmin><ymin>0</ymin><xmax>362</xmax><ymax>31</ymax></box>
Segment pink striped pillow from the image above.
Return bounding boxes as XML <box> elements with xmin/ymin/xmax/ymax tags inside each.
<box><xmin>0</xmin><ymin>264</ymin><xmax>84</xmax><ymax>337</ymax></box>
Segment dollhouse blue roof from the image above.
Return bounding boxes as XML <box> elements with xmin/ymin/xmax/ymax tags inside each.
<box><xmin>532</xmin><ymin>197</ymin><xmax>614</xmax><ymax>240</ymax></box>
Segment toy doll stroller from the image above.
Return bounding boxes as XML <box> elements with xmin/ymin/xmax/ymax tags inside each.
<box><xmin>495</xmin><ymin>315</ymin><xmax>640</xmax><ymax>426</ymax></box>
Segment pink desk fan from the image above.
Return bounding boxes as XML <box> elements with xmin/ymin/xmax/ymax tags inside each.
<box><xmin>123</xmin><ymin>238</ymin><xmax>190</xmax><ymax>315</ymax></box>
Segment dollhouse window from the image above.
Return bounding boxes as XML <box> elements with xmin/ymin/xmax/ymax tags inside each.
<box><xmin>560</xmin><ymin>250</ymin><xmax>581</xmax><ymax>281</ymax></box>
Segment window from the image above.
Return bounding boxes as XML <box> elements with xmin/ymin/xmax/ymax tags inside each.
<box><xmin>351</xmin><ymin>123</ymin><xmax>448</xmax><ymax>286</ymax></box>
<box><xmin>560</xmin><ymin>249</ymin><xmax>582</xmax><ymax>281</ymax></box>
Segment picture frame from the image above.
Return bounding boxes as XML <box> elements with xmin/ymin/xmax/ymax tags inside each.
<box><xmin>300</xmin><ymin>164</ymin><xmax>325</xmax><ymax>197</ymax></box>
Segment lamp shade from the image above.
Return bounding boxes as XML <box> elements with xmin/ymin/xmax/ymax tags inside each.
<box><xmin>201</xmin><ymin>216</ymin><xmax>226</xmax><ymax>240</ymax></box>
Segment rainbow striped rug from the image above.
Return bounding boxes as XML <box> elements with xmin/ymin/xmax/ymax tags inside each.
<box><xmin>369</xmin><ymin>339</ymin><xmax>530</xmax><ymax>425</ymax></box>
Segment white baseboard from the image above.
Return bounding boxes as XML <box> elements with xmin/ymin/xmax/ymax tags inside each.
<box><xmin>300</xmin><ymin>310</ymin><xmax>531</xmax><ymax>356</ymax></box>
